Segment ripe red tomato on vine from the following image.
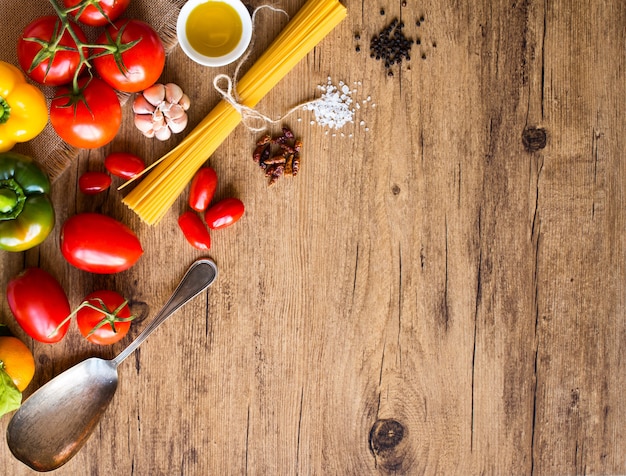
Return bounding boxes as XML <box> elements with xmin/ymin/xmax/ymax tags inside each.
<box><xmin>93</xmin><ymin>19</ymin><xmax>166</xmax><ymax>93</ymax></box>
<box><xmin>75</xmin><ymin>290</ymin><xmax>135</xmax><ymax>345</ymax></box>
<box><xmin>50</xmin><ymin>77</ymin><xmax>122</xmax><ymax>149</ymax></box>
<box><xmin>63</xmin><ymin>0</ymin><xmax>131</xmax><ymax>27</ymax></box>
<box><xmin>17</xmin><ymin>15</ymin><xmax>89</xmax><ymax>86</ymax></box>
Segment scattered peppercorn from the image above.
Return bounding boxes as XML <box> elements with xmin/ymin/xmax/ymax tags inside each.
<box><xmin>369</xmin><ymin>18</ymin><xmax>414</xmax><ymax>74</ymax></box>
<box><xmin>356</xmin><ymin>45</ymin><xmax>361</xmax><ymax>52</ymax></box>
<box><xmin>380</xmin><ymin>8</ymin><xmax>385</xmax><ymax>15</ymax></box>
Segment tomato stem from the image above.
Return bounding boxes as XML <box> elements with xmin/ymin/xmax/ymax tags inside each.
<box><xmin>48</xmin><ymin>297</ymin><xmax>135</xmax><ymax>339</ymax></box>
<box><xmin>44</xmin><ymin>0</ymin><xmax>137</xmax><ymax>94</ymax></box>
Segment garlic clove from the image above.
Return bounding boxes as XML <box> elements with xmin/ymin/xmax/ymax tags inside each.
<box><xmin>166</xmin><ymin>104</ymin><xmax>186</xmax><ymax>120</ymax></box>
<box><xmin>134</xmin><ymin>114</ymin><xmax>155</xmax><ymax>133</ymax></box>
<box><xmin>142</xmin><ymin>83</ymin><xmax>166</xmax><ymax>106</ymax></box>
<box><xmin>164</xmin><ymin>83</ymin><xmax>184</xmax><ymax>104</ymax></box>
<box><xmin>132</xmin><ymin>95</ymin><xmax>156</xmax><ymax>114</ymax></box>
<box><xmin>155</xmin><ymin>125</ymin><xmax>172</xmax><ymax>141</ymax></box>
<box><xmin>179</xmin><ymin>94</ymin><xmax>191</xmax><ymax>110</ymax></box>
<box><xmin>167</xmin><ymin>114</ymin><xmax>188</xmax><ymax>133</ymax></box>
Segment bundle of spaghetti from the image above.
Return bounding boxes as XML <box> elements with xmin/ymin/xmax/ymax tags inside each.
<box><xmin>122</xmin><ymin>0</ymin><xmax>348</xmax><ymax>225</ymax></box>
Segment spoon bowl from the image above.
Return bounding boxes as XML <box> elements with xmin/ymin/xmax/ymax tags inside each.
<box><xmin>6</xmin><ymin>258</ymin><xmax>218</xmax><ymax>472</ymax></box>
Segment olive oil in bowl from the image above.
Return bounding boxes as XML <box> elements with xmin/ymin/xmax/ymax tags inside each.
<box><xmin>177</xmin><ymin>0</ymin><xmax>252</xmax><ymax>67</ymax></box>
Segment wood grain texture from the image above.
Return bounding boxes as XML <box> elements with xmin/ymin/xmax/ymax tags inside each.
<box><xmin>0</xmin><ymin>0</ymin><xmax>624</xmax><ymax>474</ymax></box>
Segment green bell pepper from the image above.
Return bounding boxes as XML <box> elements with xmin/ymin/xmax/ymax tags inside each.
<box><xmin>0</xmin><ymin>152</ymin><xmax>54</xmax><ymax>251</ymax></box>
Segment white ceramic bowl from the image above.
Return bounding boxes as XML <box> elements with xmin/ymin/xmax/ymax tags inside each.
<box><xmin>177</xmin><ymin>0</ymin><xmax>252</xmax><ymax>67</ymax></box>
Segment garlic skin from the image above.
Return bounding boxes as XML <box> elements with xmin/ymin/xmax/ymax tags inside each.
<box><xmin>132</xmin><ymin>83</ymin><xmax>191</xmax><ymax>140</ymax></box>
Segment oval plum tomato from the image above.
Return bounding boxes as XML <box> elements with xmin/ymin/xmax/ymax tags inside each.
<box><xmin>0</xmin><ymin>336</ymin><xmax>35</xmax><ymax>392</ymax></box>
<box><xmin>204</xmin><ymin>198</ymin><xmax>245</xmax><ymax>230</ymax></box>
<box><xmin>50</xmin><ymin>76</ymin><xmax>122</xmax><ymax>149</ymax></box>
<box><xmin>178</xmin><ymin>211</ymin><xmax>211</xmax><ymax>250</ymax></box>
<box><xmin>104</xmin><ymin>152</ymin><xmax>146</xmax><ymax>179</ymax></box>
<box><xmin>75</xmin><ymin>290</ymin><xmax>134</xmax><ymax>345</ymax></box>
<box><xmin>189</xmin><ymin>167</ymin><xmax>218</xmax><ymax>212</ymax></box>
<box><xmin>63</xmin><ymin>0</ymin><xmax>131</xmax><ymax>27</ymax></box>
<box><xmin>79</xmin><ymin>171</ymin><xmax>112</xmax><ymax>194</ymax></box>
<box><xmin>60</xmin><ymin>212</ymin><xmax>144</xmax><ymax>273</ymax></box>
<box><xmin>93</xmin><ymin>19</ymin><xmax>165</xmax><ymax>93</ymax></box>
<box><xmin>17</xmin><ymin>16</ymin><xmax>89</xmax><ymax>86</ymax></box>
<box><xmin>6</xmin><ymin>268</ymin><xmax>71</xmax><ymax>344</ymax></box>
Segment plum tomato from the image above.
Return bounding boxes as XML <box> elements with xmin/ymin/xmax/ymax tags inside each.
<box><xmin>93</xmin><ymin>19</ymin><xmax>165</xmax><ymax>93</ymax></box>
<box><xmin>75</xmin><ymin>290</ymin><xmax>134</xmax><ymax>345</ymax></box>
<box><xmin>60</xmin><ymin>213</ymin><xmax>144</xmax><ymax>274</ymax></box>
<box><xmin>50</xmin><ymin>77</ymin><xmax>122</xmax><ymax>149</ymax></box>
<box><xmin>6</xmin><ymin>268</ymin><xmax>71</xmax><ymax>344</ymax></box>
<box><xmin>79</xmin><ymin>171</ymin><xmax>112</xmax><ymax>194</ymax></box>
<box><xmin>204</xmin><ymin>198</ymin><xmax>245</xmax><ymax>230</ymax></box>
<box><xmin>104</xmin><ymin>152</ymin><xmax>146</xmax><ymax>179</ymax></box>
<box><xmin>178</xmin><ymin>211</ymin><xmax>211</xmax><ymax>250</ymax></box>
<box><xmin>17</xmin><ymin>16</ymin><xmax>89</xmax><ymax>86</ymax></box>
<box><xmin>63</xmin><ymin>0</ymin><xmax>131</xmax><ymax>27</ymax></box>
<box><xmin>188</xmin><ymin>167</ymin><xmax>218</xmax><ymax>212</ymax></box>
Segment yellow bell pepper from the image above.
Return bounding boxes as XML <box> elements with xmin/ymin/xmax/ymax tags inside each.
<box><xmin>0</xmin><ymin>61</ymin><xmax>48</xmax><ymax>153</ymax></box>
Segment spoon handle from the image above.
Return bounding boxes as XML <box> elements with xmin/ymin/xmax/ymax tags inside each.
<box><xmin>113</xmin><ymin>258</ymin><xmax>218</xmax><ymax>366</ymax></box>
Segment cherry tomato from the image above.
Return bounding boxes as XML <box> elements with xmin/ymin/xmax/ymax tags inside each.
<box><xmin>61</xmin><ymin>213</ymin><xmax>144</xmax><ymax>273</ymax></box>
<box><xmin>204</xmin><ymin>198</ymin><xmax>245</xmax><ymax>230</ymax></box>
<box><xmin>188</xmin><ymin>167</ymin><xmax>218</xmax><ymax>212</ymax></box>
<box><xmin>6</xmin><ymin>268</ymin><xmax>71</xmax><ymax>344</ymax></box>
<box><xmin>17</xmin><ymin>16</ymin><xmax>89</xmax><ymax>86</ymax></box>
<box><xmin>104</xmin><ymin>152</ymin><xmax>146</xmax><ymax>179</ymax></box>
<box><xmin>178</xmin><ymin>211</ymin><xmax>211</xmax><ymax>250</ymax></box>
<box><xmin>63</xmin><ymin>0</ymin><xmax>130</xmax><ymax>27</ymax></box>
<box><xmin>50</xmin><ymin>77</ymin><xmax>122</xmax><ymax>149</ymax></box>
<box><xmin>79</xmin><ymin>171</ymin><xmax>112</xmax><ymax>194</ymax></box>
<box><xmin>76</xmin><ymin>290</ymin><xmax>134</xmax><ymax>345</ymax></box>
<box><xmin>93</xmin><ymin>19</ymin><xmax>165</xmax><ymax>93</ymax></box>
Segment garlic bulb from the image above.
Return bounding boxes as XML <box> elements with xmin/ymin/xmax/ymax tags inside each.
<box><xmin>132</xmin><ymin>83</ymin><xmax>191</xmax><ymax>140</ymax></box>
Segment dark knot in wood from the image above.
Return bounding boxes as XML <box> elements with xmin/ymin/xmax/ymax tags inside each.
<box><xmin>369</xmin><ymin>419</ymin><xmax>407</xmax><ymax>471</ymax></box>
<box><xmin>522</xmin><ymin>126</ymin><xmax>547</xmax><ymax>152</ymax></box>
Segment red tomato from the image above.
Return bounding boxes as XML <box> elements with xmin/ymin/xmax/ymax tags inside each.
<box><xmin>50</xmin><ymin>77</ymin><xmax>122</xmax><ymax>149</ymax></box>
<box><xmin>76</xmin><ymin>290</ymin><xmax>134</xmax><ymax>345</ymax></box>
<box><xmin>61</xmin><ymin>213</ymin><xmax>144</xmax><ymax>273</ymax></box>
<box><xmin>178</xmin><ymin>211</ymin><xmax>211</xmax><ymax>250</ymax></box>
<box><xmin>79</xmin><ymin>171</ymin><xmax>112</xmax><ymax>194</ymax></box>
<box><xmin>104</xmin><ymin>152</ymin><xmax>146</xmax><ymax>179</ymax></box>
<box><xmin>93</xmin><ymin>19</ymin><xmax>165</xmax><ymax>93</ymax></box>
<box><xmin>6</xmin><ymin>268</ymin><xmax>71</xmax><ymax>343</ymax></box>
<box><xmin>204</xmin><ymin>198</ymin><xmax>245</xmax><ymax>230</ymax></box>
<box><xmin>189</xmin><ymin>167</ymin><xmax>218</xmax><ymax>212</ymax></box>
<box><xmin>63</xmin><ymin>0</ymin><xmax>130</xmax><ymax>27</ymax></box>
<box><xmin>17</xmin><ymin>16</ymin><xmax>89</xmax><ymax>86</ymax></box>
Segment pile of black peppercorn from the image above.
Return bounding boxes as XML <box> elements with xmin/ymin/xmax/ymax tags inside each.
<box><xmin>369</xmin><ymin>18</ymin><xmax>413</xmax><ymax>76</ymax></box>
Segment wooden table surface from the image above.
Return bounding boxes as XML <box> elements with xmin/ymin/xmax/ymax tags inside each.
<box><xmin>1</xmin><ymin>0</ymin><xmax>625</xmax><ymax>474</ymax></box>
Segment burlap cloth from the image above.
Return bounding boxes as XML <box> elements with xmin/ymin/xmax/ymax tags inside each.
<box><xmin>0</xmin><ymin>0</ymin><xmax>186</xmax><ymax>181</ymax></box>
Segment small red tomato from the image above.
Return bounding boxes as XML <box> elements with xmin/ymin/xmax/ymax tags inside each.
<box><xmin>204</xmin><ymin>198</ymin><xmax>245</xmax><ymax>230</ymax></box>
<box><xmin>79</xmin><ymin>171</ymin><xmax>112</xmax><ymax>194</ymax></box>
<box><xmin>189</xmin><ymin>167</ymin><xmax>218</xmax><ymax>212</ymax></box>
<box><xmin>61</xmin><ymin>213</ymin><xmax>144</xmax><ymax>273</ymax></box>
<box><xmin>178</xmin><ymin>211</ymin><xmax>211</xmax><ymax>250</ymax></box>
<box><xmin>104</xmin><ymin>152</ymin><xmax>146</xmax><ymax>179</ymax></box>
<box><xmin>6</xmin><ymin>268</ymin><xmax>71</xmax><ymax>343</ymax></box>
<box><xmin>76</xmin><ymin>290</ymin><xmax>134</xmax><ymax>345</ymax></box>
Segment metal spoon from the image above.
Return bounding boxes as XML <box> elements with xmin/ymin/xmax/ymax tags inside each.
<box><xmin>6</xmin><ymin>258</ymin><xmax>218</xmax><ymax>472</ymax></box>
